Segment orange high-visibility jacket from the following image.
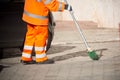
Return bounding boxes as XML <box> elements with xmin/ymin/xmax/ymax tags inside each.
<box><xmin>22</xmin><ymin>0</ymin><xmax>65</xmax><ymax>25</ymax></box>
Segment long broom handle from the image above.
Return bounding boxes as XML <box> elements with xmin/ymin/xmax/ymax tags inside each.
<box><xmin>64</xmin><ymin>0</ymin><xmax>91</xmax><ymax>50</ymax></box>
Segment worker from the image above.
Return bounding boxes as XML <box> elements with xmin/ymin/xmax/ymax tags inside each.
<box><xmin>21</xmin><ymin>0</ymin><xmax>72</xmax><ymax>64</ymax></box>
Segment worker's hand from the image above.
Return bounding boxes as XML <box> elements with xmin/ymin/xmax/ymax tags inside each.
<box><xmin>64</xmin><ymin>4</ymin><xmax>72</xmax><ymax>11</ymax></box>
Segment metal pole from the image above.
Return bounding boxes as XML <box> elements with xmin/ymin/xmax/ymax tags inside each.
<box><xmin>64</xmin><ymin>0</ymin><xmax>90</xmax><ymax>50</ymax></box>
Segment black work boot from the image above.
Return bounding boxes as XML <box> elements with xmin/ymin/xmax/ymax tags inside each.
<box><xmin>36</xmin><ymin>59</ymin><xmax>54</xmax><ymax>64</ymax></box>
<box><xmin>20</xmin><ymin>60</ymin><xmax>36</xmax><ymax>65</ymax></box>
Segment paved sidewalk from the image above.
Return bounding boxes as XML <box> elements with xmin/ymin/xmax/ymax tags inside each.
<box><xmin>0</xmin><ymin>21</ymin><xmax>120</xmax><ymax>80</ymax></box>
<box><xmin>53</xmin><ymin>21</ymin><xmax>119</xmax><ymax>44</ymax></box>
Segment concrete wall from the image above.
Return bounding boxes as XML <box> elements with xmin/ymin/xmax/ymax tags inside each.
<box><xmin>53</xmin><ymin>0</ymin><xmax>120</xmax><ymax>28</ymax></box>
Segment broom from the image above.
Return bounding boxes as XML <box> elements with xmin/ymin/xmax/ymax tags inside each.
<box><xmin>64</xmin><ymin>0</ymin><xmax>99</xmax><ymax>60</ymax></box>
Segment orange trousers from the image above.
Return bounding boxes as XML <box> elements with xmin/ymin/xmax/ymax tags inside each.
<box><xmin>21</xmin><ymin>24</ymin><xmax>48</xmax><ymax>62</ymax></box>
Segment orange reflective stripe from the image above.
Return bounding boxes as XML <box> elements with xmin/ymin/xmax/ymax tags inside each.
<box><xmin>21</xmin><ymin>56</ymin><xmax>32</xmax><ymax>61</ymax></box>
<box><xmin>36</xmin><ymin>56</ymin><xmax>48</xmax><ymax>62</ymax></box>
<box><xmin>24</xmin><ymin>11</ymin><xmax>48</xmax><ymax>20</ymax></box>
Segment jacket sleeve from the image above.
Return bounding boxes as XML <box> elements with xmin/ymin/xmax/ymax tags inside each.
<box><xmin>43</xmin><ymin>0</ymin><xmax>65</xmax><ymax>12</ymax></box>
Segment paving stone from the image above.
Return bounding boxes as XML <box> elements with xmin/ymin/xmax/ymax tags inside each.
<box><xmin>0</xmin><ymin>27</ymin><xmax>119</xmax><ymax>80</ymax></box>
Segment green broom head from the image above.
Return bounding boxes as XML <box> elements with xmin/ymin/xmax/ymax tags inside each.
<box><xmin>88</xmin><ymin>50</ymin><xmax>99</xmax><ymax>60</ymax></box>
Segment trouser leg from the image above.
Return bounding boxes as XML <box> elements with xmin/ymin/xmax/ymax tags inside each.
<box><xmin>34</xmin><ymin>25</ymin><xmax>48</xmax><ymax>62</ymax></box>
<box><xmin>21</xmin><ymin>24</ymin><xmax>36</xmax><ymax>61</ymax></box>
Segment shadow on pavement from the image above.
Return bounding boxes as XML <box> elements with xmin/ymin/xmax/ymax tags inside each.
<box><xmin>1</xmin><ymin>48</ymin><xmax>21</xmax><ymax>59</ymax></box>
<box><xmin>0</xmin><ymin>65</ymin><xmax>10</xmax><ymax>72</ymax></box>
<box><xmin>47</xmin><ymin>44</ymin><xmax>76</xmax><ymax>54</ymax></box>
<box><xmin>1</xmin><ymin>45</ymin><xmax>76</xmax><ymax>59</ymax></box>
<box><xmin>51</xmin><ymin>48</ymin><xmax>108</xmax><ymax>61</ymax></box>
<box><xmin>52</xmin><ymin>50</ymin><xmax>88</xmax><ymax>61</ymax></box>
<box><xmin>1</xmin><ymin>45</ymin><xmax>107</xmax><ymax>62</ymax></box>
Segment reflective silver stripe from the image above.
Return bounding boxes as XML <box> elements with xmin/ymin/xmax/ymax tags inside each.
<box><xmin>35</xmin><ymin>46</ymin><xmax>46</xmax><ymax>51</ymax></box>
<box><xmin>36</xmin><ymin>53</ymin><xmax>47</xmax><ymax>58</ymax></box>
<box><xmin>37</xmin><ymin>0</ymin><xmax>42</xmax><ymax>2</ymax></box>
<box><xmin>22</xmin><ymin>52</ymin><xmax>31</xmax><ymax>58</ymax></box>
<box><xmin>67</xmin><ymin>4</ymin><xmax>71</xmax><ymax>11</ymax></box>
<box><xmin>44</xmin><ymin>0</ymin><xmax>52</xmax><ymax>4</ymax></box>
<box><xmin>44</xmin><ymin>46</ymin><xmax>47</xmax><ymax>51</ymax></box>
<box><xmin>24</xmin><ymin>11</ymin><xmax>48</xmax><ymax>20</ymax></box>
<box><xmin>24</xmin><ymin>45</ymin><xmax>33</xmax><ymax>50</ymax></box>
<box><xmin>58</xmin><ymin>2</ymin><xmax>63</xmax><ymax>11</ymax></box>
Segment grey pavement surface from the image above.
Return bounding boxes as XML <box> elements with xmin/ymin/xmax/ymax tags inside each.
<box><xmin>0</xmin><ymin>21</ymin><xmax>120</xmax><ymax>80</ymax></box>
